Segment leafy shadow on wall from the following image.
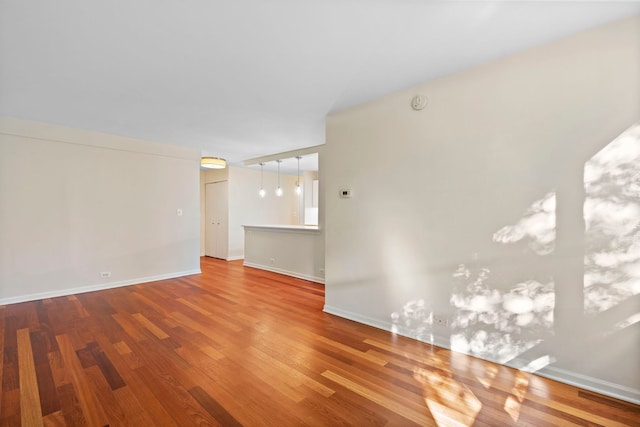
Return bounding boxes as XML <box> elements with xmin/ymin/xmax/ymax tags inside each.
<box><xmin>391</xmin><ymin>121</ymin><xmax>640</xmax><ymax>425</ymax></box>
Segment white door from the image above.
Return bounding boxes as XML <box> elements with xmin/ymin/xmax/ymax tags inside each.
<box><xmin>205</xmin><ymin>181</ymin><xmax>228</xmax><ymax>259</ymax></box>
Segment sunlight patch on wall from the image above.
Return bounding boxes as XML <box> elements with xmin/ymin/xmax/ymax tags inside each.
<box><xmin>493</xmin><ymin>192</ymin><xmax>556</xmax><ymax>255</ymax></box>
<box><xmin>390</xmin><ymin>122</ymin><xmax>640</xmax><ymax>420</ymax></box>
<box><xmin>449</xmin><ymin>264</ymin><xmax>554</xmax><ymax>364</ymax></box>
<box><xmin>519</xmin><ymin>355</ymin><xmax>555</xmax><ymax>373</ymax></box>
<box><xmin>583</xmin><ymin>122</ymin><xmax>640</xmax><ymax>314</ymax></box>
<box><xmin>391</xmin><ymin>299</ymin><xmax>435</xmax><ymax>344</ymax></box>
<box><xmin>606</xmin><ymin>313</ymin><xmax>640</xmax><ymax>336</ymax></box>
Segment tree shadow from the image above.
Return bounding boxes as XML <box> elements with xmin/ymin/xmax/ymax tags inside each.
<box><xmin>391</xmin><ymin>121</ymin><xmax>640</xmax><ymax>425</ymax></box>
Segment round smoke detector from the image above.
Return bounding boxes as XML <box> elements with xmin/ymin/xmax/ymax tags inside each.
<box><xmin>411</xmin><ymin>94</ymin><xmax>428</xmax><ymax>110</ymax></box>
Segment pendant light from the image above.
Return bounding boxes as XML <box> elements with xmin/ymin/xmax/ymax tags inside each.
<box><xmin>259</xmin><ymin>163</ymin><xmax>266</xmax><ymax>198</ymax></box>
<box><xmin>275</xmin><ymin>160</ymin><xmax>283</xmax><ymax>197</ymax></box>
<box><xmin>295</xmin><ymin>156</ymin><xmax>302</xmax><ymax>195</ymax></box>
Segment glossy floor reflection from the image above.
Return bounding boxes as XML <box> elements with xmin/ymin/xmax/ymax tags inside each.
<box><xmin>2</xmin><ymin>257</ymin><xmax>638</xmax><ymax>426</ymax></box>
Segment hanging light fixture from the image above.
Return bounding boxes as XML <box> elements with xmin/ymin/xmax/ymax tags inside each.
<box><xmin>259</xmin><ymin>163</ymin><xmax>266</xmax><ymax>198</ymax></box>
<box><xmin>295</xmin><ymin>156</ymin><xmax>302</xmax><ymax>195</ymax></box>
<box><xmin>275</xmin><ymin>160</ymin><xmax>283</xmax><ymax>197</ymax></box>
<box><xmin>201</xmin><ymin>157</ymin><xmax>226</xmax><ymax>169</ymax></box>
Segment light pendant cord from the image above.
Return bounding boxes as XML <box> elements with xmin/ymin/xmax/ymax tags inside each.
<box><xmin>295</xmin><ymin>156</ymin><xmax>302</xmax><ymax>195</ymax></box>
<box><xmin>276</xmin><ymin>160</ymin><xmax>283</xmax><ymax>197</ymax></box>
<box><xmin>259</xmin><ymin>163</ymin><xmax>266</xmax><ymax>198</ymax></box>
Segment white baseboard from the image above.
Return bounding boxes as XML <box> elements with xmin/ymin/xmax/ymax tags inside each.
<box><xmin>243</xmin><ymin>262</ymin><xmax>325</xmax><ymax>284</ymax></box>
<box><xmin>535</xmin><ymin>366</ymin><xmax>640</xmax><ymax>405</ymax></box>
<box><xmin>323</xmin><ymin>305</ymin><xmax>395</xmax><ymax>333</ymax></box>
<box><xmin>226</xmin><ymin>255</ymin><xmax>244</xmax><ymax>261</ymax></box>
<box><xmin>322</xmin><ymin>305</ymin><xmax>640</xmax><ymax>405</ymax></box>
<box><xmin>0</xmin><ymin>269</ymin><xmax>202</xmax><ymax>305</ymax></box>
<box><xmin>323</xmin><ymin>305</ymin><xmax>449</xmax><ymax>349</ymax></box>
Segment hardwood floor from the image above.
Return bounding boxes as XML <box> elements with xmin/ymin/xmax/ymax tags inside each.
<box><xmin>1</xmin><ymin>257</ymin><xmax>639</xmax><ymax>426</ymax></box>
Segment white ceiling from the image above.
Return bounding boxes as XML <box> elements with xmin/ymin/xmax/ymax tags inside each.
<box><xmin>1</xmin><ymin>1</ymin><xmax>639</xmax><ymax>169</ymax></box>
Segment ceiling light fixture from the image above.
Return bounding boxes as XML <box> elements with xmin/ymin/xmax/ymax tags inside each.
<box><xmin>295</xmin><ymin>156</ymin><xmax>302</xmax><ymax>196</ymax></box>
<box><xmin>201</xmin><ymin>157</ymin><xmax>226</xmax><ymax>169</ymax></box>
<box><xmin>259</xmin><ymin>163</ymin><xmax>266</xmax><ymax>198</ymax></box>
<box><xmin>275</xmin><ymin>160</ymin><xmax>283</xmax><ymax>197</ymax></box>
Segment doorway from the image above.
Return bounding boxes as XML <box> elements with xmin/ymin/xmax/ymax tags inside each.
<box><xmin>205</xmin><ymin>181</ymin><xmax>228</xmax><ymax>259</ymax></box>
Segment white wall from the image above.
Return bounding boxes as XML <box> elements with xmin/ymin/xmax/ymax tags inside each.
<box><xmin>244</xmin><ymin>226</ymin><xmax>325</xmax><ymax>283</ymax></box>
<box><xmin>228</xmin><ymin>166</ymin><xmax>299</xmax><ymax>259</ymax></box>
<box><xmin>325</xmin><ymin>16</ymin><xmax>640</xmax><ymax>403</ymax></box>
<box><xmin>0</xmin><ymin>117</ymin><xmax>201</xmax><ymax>303</ymax></box>
<box><xmin>303</xmin><ymin>170</ymin><xmax>319</xmax><ymax>225</ymax></box>
<box><xmin>200</xmin><ymin>166</ymin><xmax>300</xmax><ymax>259</ymax></box>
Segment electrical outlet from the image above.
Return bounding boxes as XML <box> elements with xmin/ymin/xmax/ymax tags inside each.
<box><xmin>270</xmin><ymin>258</ymin><xmax>275</xmax><ymax>264</ymax></box>
<box><xmin>339</xmin><ymin>188</ymin><xmax>352</xmax><ymax>198</ymax></box>
<box><xmin>100</xmin><ymin>271</ymin><xmax>111</xmax><ymax>278</ymax></box>
<box><xmin>433</xmin><ymin>315</ymin><xmax>449</xmax><ymax>326</ymax></box>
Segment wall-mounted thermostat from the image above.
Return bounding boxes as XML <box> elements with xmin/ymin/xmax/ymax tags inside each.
<box><xmin>339</xmin><ymin>189</ymin><xmax>352</xmax><ymax>198</ymax></box>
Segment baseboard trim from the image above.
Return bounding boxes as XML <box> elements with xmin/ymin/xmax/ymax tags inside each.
<box><xmin>535</xmin><ymin>366</ymin><xmax>640</xmax><ymax>405</ymax></box>
<box><xmin>322</xmin><ymin>305</ymin><xmax>449</xmax><ymax>349</ymax></box>
<box><xmin>0</xmin><ymin>269</ymin><xmax>202</xmax><ymax>305</ymax></box>
<box><xmin>226</xmin><ymin>255</ymin><xmax>244</xmax><ymax>261</ymax></box>
<box><xmin>243</xmin><ymin>262</ymin><xmax>325</xmax><ymax>284</ymax></box>
<box><xmin>322</xmin><ymin>305</ymin><xmax>640</xmax><ymax>405</ymax></box>
<box><xmin>323</xmin><ymin>305</ymin><xmax>394</xmax><ymax>333</ymax></box>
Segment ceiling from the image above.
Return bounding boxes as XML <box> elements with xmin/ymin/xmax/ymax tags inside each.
<box><xmin>1</xmin><ymin>1</ymin><xmax>639</xmax><ymax>170</ymax></box>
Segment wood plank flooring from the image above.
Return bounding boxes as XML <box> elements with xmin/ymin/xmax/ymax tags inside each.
<box><xmin>1</xmin><ymin>257</ymin><xmax>639</xmax><ymax>426</ymax></box>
